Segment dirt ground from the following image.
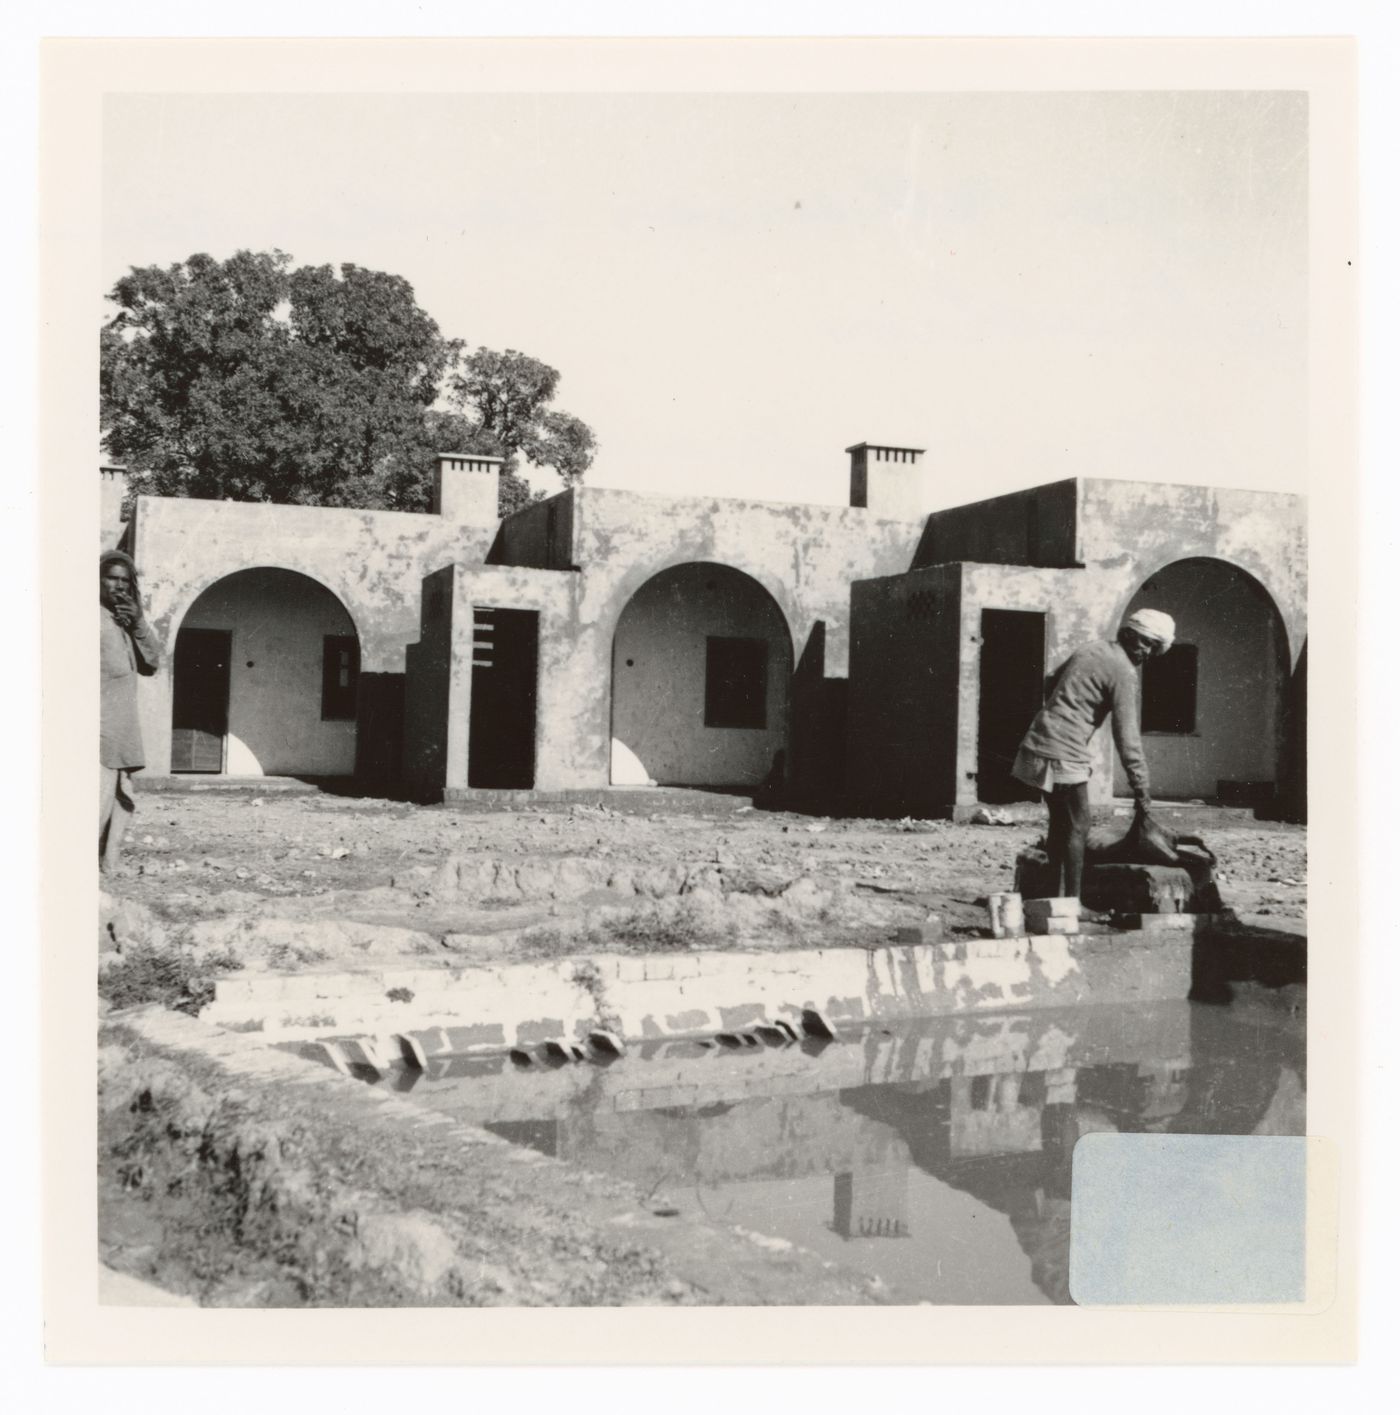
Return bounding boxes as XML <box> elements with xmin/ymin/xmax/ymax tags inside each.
<box><xmin>101</xmin><ymin>784</ymin><xmax>1306</xmax><ymax>991</ymax></box>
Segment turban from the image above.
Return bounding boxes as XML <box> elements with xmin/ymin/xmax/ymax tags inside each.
<box><xmin>1123</xmin><ymin>609</ymin><xmax>1175</xmax><ymax>651</ymax></box>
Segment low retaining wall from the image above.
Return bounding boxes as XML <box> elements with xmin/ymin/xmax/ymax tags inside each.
<box><xmin>203</xmin><ymin>920</ymin><xmax>1207</xmax><ymax>1046</ymax></box>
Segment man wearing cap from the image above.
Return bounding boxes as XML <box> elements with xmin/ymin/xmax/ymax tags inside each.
<box><xmin>1012</xmin><ymin>610</ymin><xmax>1176</xmax><ymax>900</ymax></box>
<box><xmin>100</xmin><ymin>549</ymin><xmax>163</xmax><ymax>874</ymax></box>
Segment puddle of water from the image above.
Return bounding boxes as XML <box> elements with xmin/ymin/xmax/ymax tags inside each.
<box><xmin>354</xmin><ymin>996</ymin><xmax>1304</xmax><ymax>1305</ymax></box>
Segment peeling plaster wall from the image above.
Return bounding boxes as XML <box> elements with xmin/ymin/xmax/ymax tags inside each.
<box><xmin>610</xmin><ymin>562</ymin><xmax>792</xmax><ymax>787</ymax></box>
<box><xmin>553</xmin><ymin>487</ymin><xmax>925</xmax><ymax>794</ymax></box>
<box><xmin>129</xmin><ymin>496</ymin><xmax>496</xmax><ymax>776</ymax></box>
<box><xmin>432</xmin><ymin>564</ymin><xmax>579</xmax><ymax>795</ymax></box>
<box><xmin>865</xmin><ymin>477</ymin><xmax>1306</xmax><ymax>812</ymax></box>
<box><xmin>1076</xmin><ymin>480</ymin><xmax>1307</xmax><ymax>664</ymax></box>
<box><xmin>180</xmin><ymin>568</ymin><xmax>357</xmax><ymax>776</ymax></box>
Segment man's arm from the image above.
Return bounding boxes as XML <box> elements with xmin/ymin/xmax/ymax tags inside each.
<box><xmin>1108</xmin><ymin>665</ymin><xmax>1151</xmax><ymax>808</ymax></box>
<box><xmin>128</xmin><ymin>613</ymin><xmax>163</xmax><ymax>675</ymax></box>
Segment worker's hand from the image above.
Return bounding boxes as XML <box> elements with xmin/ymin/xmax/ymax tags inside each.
<box><xmin>109</xmin><ymin>592</ymin><xmax>138</xmax><ymax>629</ymax></box>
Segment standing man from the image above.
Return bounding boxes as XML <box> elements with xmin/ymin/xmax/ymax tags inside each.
<box><xmin>100</xmin><ymin>549</ymin><xmax>162</xmax><ymax>874</ymax></box>
<box><xmin>1011</xmin><ymin>610</ymin><xmax>1175</xmax><ymax>900</ymax></box>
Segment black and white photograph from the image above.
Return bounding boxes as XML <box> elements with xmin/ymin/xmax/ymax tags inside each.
<box><xmin>33</xmin><ymin>27</ymin><xmax>1363</xmax><ymax>1369</ymax></box>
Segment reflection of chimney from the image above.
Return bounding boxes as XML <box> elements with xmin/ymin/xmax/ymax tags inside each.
<box><xmin>433</xmin><ymin>451</ymin><xmax>502</xmax><ymax>525</ymax></box>
<box><xmin>847</xmin><ymin>441</ymin><xmax>925</xmax><ymax>521</ymax></box>
<box><xmin>832</xmin><ymin>1167</ymin><xmax>911</xmax><ymax>1240</ymax></box>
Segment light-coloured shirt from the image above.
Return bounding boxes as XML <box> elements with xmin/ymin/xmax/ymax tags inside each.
<box><xmin>101</xmin><ymin>605</ymin><xmax>162</xmax><ymax>769</ymax></box>
<box><xmin>1017</xmin><ymin>639</ymin><xmax>1150</xmax><ymax>801</ymax></box>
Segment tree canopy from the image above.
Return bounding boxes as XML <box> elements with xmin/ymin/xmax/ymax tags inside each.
<box><xmin>100</xmin><ymin>249</ymin><xmax>597</xmax><ymax>515</ymax></box>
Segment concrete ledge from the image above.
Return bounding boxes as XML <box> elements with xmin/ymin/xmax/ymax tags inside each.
<box><xmin>440</xmin><ymin>786</ymin><xmax>756</xmax><ymax>812</ymax></box>
<box><xmin>137</xmin><ymin>774</ymin><xmax>324</xmax><ymax>795</ymax></box>
<box><xmin>206</xmin><ymin>925</ymin><xmax>1205</xmax><ymax>1045</ymax></box>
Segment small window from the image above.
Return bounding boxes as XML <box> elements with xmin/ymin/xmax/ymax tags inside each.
<box><xmin>705</xmin><ymin>636</ymin><xmax>768</xmax><ymax>729</ymax></box>
<box><xmin>1142</xmin><ymin>643</ymin><xmax>1198</xmax><ymax>734</ymax></box>
<box><xmin>321</xmin><ymin>635</ymin><xmax>359</xmax><ymax>720</ymax></box>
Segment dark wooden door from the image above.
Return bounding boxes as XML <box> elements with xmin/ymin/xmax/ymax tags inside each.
<box><xmin>977</xmin><ymin>609</ymin><xmax>1046</xmax><ymax>803</ymax></box>
<box><xmin>171</xmin><ymin>627</ymin><xmax>231</xmax><ymax>772</ymax></box>
<box><xmin>468</xmin><ymin>608</ymin><xmax>539</xmax><ymax>789</ymax></box>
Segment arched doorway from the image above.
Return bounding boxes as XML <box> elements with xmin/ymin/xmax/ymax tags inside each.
<box><xmin>172</xmin><ymin>568</ymin><xmax>360</xmax><ymax>776</ymax></box>
<box><xmin>1117</xmin><ymin>557</ymin><xmax>1288</xmax><ymax>802</ymax></box>
<box><xmin>610</xmin><ymin>562</ymin><xmax>793</xmax><ymax>788</ymax></box>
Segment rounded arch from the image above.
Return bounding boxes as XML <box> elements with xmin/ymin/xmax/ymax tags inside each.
<box><xmin>609</xmin><ymin>560</ymin><xmax>795</xmax><ymax>788</ymax></box>
<box><xmin>1108</xmin><ymin>550</ymin><xmax>1297</xmax><ymax>666</ymax></box>
<box><xmin>172</xmin><ymin>567</ymin><xmax>361</xmax><ymax>777</ymax></box>
<box><xmin>165</xmin><ymin>560</ymin><xmax>365</xmax><ymax>653</ymax></box>
<box><xmin>599</xmin><ymin>553</ymin><xmax>800</xmax><ymax>665</ymax></box>
<box><xmin>1115</xmin><ymin>555</ymin><xmax>1291</xmax><ymax>803</ymax></box>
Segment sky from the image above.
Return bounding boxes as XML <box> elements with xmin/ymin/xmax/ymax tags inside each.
<box><xmin>102</xmin><ymin>90</ymin><xmax>1308</xmax><ymax>508</ymax></box>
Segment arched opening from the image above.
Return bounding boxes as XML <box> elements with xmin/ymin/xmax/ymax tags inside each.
<box><xmin>1115</xmin><ymin>557</ymin><xmax>1289</xmax><ymax>803</ymax></box>
<box><xmin>172</xmin><ymin>567</ymin><xmax>360</xmax><ymax>777</ymax></box>
<box><xmin>610</xmin><ymin>562</ymin><xmax>793</xmax><ymax>788</ymax></box>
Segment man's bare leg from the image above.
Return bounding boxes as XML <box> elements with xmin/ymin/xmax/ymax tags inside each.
<box><xmin>101</xmin><ymin>770</ymin><xmax>133</xmax><ymax>875</ymax></box>
<box><xmin>99</xmin><ymin>765</ymin><xmax>118</xmax><ymax>873</ymax></box>
<box><xmin>1060</xmin><ymin>781</ymin><xmax>1091</xmax><ymax>899</ymax></box>
<box><xmin>1046</xmin><ymin>782</ymin><xmax>1091</xmax><ymax>899</ymax></box>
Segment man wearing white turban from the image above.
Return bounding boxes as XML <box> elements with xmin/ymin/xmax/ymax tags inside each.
<box><xmin>1011</xmin><ymin>609</ymin><xmax>1176</xmax><ymax>899</ymax></box>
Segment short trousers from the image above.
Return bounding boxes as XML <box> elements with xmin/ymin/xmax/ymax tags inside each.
<box><xmin>1011</xmin><ymin>746</ymin><xmax>1092</xmax><ymax>792</ymax></box>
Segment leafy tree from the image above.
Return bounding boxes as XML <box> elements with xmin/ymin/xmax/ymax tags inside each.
<box><xmin>101</xmin><ymin>250</ymin><xmax>595</xmax><ymax>516</ymax></box>
<box><xmin>448</xmin><ymin>347</ymin><xmax>597</xmax><ymax>491</ymax></box>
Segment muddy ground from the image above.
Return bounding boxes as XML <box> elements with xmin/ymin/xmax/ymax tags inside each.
<box><xmin>107</xmin><ymin>785</ymin><xmax>1305</xmax><ymax>958</ymax></box>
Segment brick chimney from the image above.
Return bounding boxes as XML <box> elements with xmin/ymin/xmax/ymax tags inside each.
<box><xmin>432</xmin><ymin>452</ymin><xmax>502</xmax><ymax>525</ymax></box>
<box><xmin>847</xmin><ymin>442</ymin><xmax>925</xmax><ymax>521</ymax></box>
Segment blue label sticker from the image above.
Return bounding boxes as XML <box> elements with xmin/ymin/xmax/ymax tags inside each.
<box><xmin>1069</xmin><ymin>1133</ymin><xmax>1306</xmax><ymax>1305</ymax></box>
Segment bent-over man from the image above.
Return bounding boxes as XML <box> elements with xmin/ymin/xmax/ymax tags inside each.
<box><xmin>100</xmin><ymin>549</ymin><xmax>162</xmax><ymax>874</ymax></box>
<box><xmin>1011</xmin><ymin>610</ymin><xmax>1176</xmax><ymax>900</ymax></box>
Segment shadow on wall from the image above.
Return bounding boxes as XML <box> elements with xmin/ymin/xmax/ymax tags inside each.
<box><xmin>609</xmin><ymin>561</ymin><xmax>794</xmax><ymax>790</ymax></box>
<box><xmin>788</xmin><ymin>621</ymin><xmax>848</xmax><ymax>812</ymax></box>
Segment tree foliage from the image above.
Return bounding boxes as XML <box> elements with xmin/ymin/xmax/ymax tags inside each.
<box><xmin>100</xmin><ymin>250</ymin><xmax>597</xmax><ymax>515</ymax></box>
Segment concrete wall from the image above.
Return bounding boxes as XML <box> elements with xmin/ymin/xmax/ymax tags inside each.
<box><xmin>535</xmin><ymin>487</ymin><xmax>924</xmax><ymax>794</ymax></box>
<box><xmin>847</xmin><ymin>564</ymin><xmax>963</xmax><ymax>817</ymax></box>
<box><xmin>610</xmin><ymin>562</ymin><xmax>792</xmax><ymax>787</ymax></box>
<box><xmin>914</xmin><ymin>480</ymin><xmax>1080</xmax><ymax>570</ymax></box>
<box><xmin>1076</xmin><ymin>479</ymin><xmax>1307</xmax><ymax>664</ymax></box>
<box><xmin>1114</xmin><ymin>557</ymin><xmax>1285</xmax><ymax>797</ymax></box>
<box><xmin>411</xmin><ymin>563</ymin><xmax>579</xmax><ymax>797</ymax></box>
<box><xmin>489</xmin><ymin>490</ymin><xmax>575</xmax><ymax>571</ymax></box>
<box><xmin>181</xmin><ymin>568</ymin><xmax>357</xmax><ymax>776</ymax></box>
<box><xmin>860</xmin><ymin>479</ymin><xmax>1306</xmax><ymax>813</ymax></box>
<box><xmin>129</xmin><ymin>495</ymin><xmax>497</xmax><ymax>776</ymax></box>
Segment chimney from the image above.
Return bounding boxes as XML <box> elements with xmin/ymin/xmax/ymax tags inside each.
<box><xmin>847</xmin><ymin>442</ymin><xmax>925</xmax><ymax>521</ymax></box>
<box><xmin>433</xmin><ymin>452</ymin><xmax>503</xmax><ymax>525</ymax></box>
<box><xmin>101</xmin><ymin>465</ymin><xmax>129</xmax><ymax>549</ymax></box>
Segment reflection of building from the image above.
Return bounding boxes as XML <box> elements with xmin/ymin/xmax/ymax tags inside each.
<box><xmin>109</xmin><ymin>447</ymin><xmax>1306</xmax><ymax>812</ymax></box>
<box><xmin>833</xmin><ymin>1167</ymin><xmax>911</xmax><ymax>1239</ymax></box>
<box><xmin>342</xmin><ymin>1002</ymin><xmax>1304</xmax><ymax>1305</ymax></box>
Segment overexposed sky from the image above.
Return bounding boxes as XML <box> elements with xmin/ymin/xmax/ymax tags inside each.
<box><xmin>103</xmin><ymin>90</ymin><xmax>1307</xmax><ymax>507</ymax></box>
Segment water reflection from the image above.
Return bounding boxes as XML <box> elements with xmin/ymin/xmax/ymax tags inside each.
<box><xmin>366</xmin><ymin>996</ymin><xmax>1304</xmax><ymax>1305</ymax></box>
